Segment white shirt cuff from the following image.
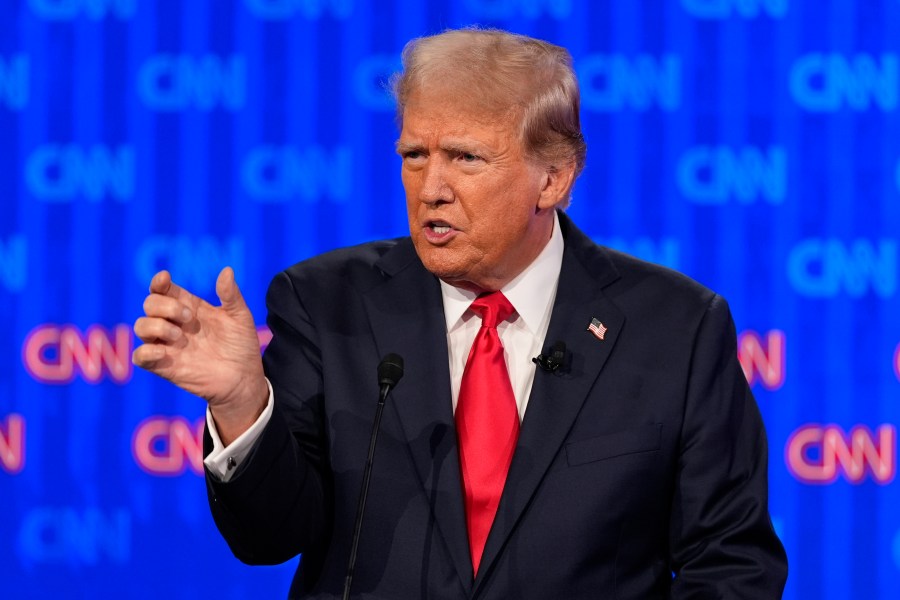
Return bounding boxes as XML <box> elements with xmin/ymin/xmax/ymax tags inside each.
<box><xmin>203</xmin><ymin>378</ymin><xmax>274</xmax><ymax>482</ymax></box>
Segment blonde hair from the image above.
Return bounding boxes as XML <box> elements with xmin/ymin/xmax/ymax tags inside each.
<box><xmin>391</xmin><ymin>28</ymin><xmax>587</xmax><ymax>185</ymax></box>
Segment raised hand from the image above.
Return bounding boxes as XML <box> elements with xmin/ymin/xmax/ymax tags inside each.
<box><xmin>133</xmin><ymin>267</ymin><xmax>268</xmax><ymax>444</ymax></box>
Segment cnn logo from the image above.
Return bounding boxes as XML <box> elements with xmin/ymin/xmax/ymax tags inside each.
<box><xmin>786</xmin><ymin>424</ymin><xmax>896</xmax><ymax>485</ymax></box>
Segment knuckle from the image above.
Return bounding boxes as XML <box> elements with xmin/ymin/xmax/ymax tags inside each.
<box><xmin>151</xmin><ymin>320</ymin><xmax>170</xmax><ymax>338</ymax></box>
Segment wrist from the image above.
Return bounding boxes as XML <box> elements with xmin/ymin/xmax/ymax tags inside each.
<box><xmin>209</xmin><ymin>375</ymin><xmax>268</xmax><ymax>446</ymax></box>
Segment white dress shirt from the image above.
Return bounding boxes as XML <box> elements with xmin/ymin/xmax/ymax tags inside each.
<box><xmin>205</xmin><ymin>213</ymin><xmax>564</xmax><ymax>481</ymax></box>
<box><xmin>440</xmin><ymin>212</ymin><xmax>564</xmax><ymax>421</ymax></box>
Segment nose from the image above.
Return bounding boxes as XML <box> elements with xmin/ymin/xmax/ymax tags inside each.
<box><xmin>418</xmin><ymin>159</ymin><xmax>452</xmax><ymax>205</ymax></box>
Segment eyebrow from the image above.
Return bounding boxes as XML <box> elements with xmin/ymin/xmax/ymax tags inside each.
<box><xmin>395</xmin><ymin>139</ymin><xmax>491</xmax><ymax>157</ymax></box>
<box><xmin>442</xmin><ymin>137</ymin><xmax>490</xmax><ymax>155</ymax></box>
<box><xmin>443</xmin><ymin>143</ymin><xmax>478</xmax><ymax>155</ymax></box>
<box><xmin>395</xmin><ymin>140</ymin><xmax>422</xmax><ymax>155</ymax></box>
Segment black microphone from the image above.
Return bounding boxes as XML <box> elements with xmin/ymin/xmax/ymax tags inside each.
<box><xmin>377</xmin><ymin>353</ymin><xmax>404</xmax><ymax>396</ymax></box>
<box><xmin>532</xmin><ymin>340</ymin><xmax>567</xmax><ymax>373</ymax></box>
<box><xmin>343</xmin><ymin>354</ymin><xmax>404</xmax><ymax>600</ymax></box>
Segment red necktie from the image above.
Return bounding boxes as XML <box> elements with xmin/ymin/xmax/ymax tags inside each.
<box><xmin>455</xmin><ymin>291</ymin><xmax>520</xmax><ymax>575</ymax></box>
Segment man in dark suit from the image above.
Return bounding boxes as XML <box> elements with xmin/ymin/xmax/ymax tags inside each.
<box><xmin>134</xmin><ymin>28</ymin><xmax>787</xmax><ymax>598</ymax></box>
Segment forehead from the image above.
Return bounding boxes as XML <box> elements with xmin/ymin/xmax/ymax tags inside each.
<box><xmin>399</xmin><ymin>90</ymin><xmax>522</xmax><ymax>145</ymax></box>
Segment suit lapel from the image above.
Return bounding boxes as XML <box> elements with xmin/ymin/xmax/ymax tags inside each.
<box><xmin>362</xmin><ymin>239</ymin><xmax>474</xmax><ymax>594</ymax></box>
<box><xmin>474</xmin><ymin>215</ymin><xmax>625</xmax><ymax>591</ymax></box>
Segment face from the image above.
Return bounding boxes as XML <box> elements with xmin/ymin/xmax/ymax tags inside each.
<box><xmin>397</xmin><ymin>91</ymin><xmax>570</xmax><ymax>292</ymax></box>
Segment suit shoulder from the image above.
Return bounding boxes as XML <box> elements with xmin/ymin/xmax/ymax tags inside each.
<box><xmin>601</xmin><ymin>246</ymin><xmax>719</xmax><ymax>315</ymax></box>
<box><xmin>277</xmin><ymin>237</ymin><xmax>411</xmax><ymax>289</ymax></box>
<box><xmin>264</xmin><ymin>238</ymin><xmax>417</xmax><ymax>322</ymax></box>
<box><xmin>560</xmin><ymin>213</ymin><xmax>717</xmax><ymax>313</ymax></box>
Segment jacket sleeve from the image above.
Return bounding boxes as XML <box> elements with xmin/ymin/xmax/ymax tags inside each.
<box><xmin>204</xmin><ymin>270</ymin><xmax>333</xmax><ymax>567</ymax></box>
<box><xmin>669</xmin><ymin>294</ymin><xmax>788</xmax><ymax>599</ymax></box>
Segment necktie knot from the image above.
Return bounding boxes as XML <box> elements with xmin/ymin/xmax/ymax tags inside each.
<box><xmin>469</xmin><ymin>291</ymin><xmax>515</xmax><ymax>329</ymax></box>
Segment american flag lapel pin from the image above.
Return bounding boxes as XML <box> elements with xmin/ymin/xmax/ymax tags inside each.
<box><xmin>587</xmin><ymin>318</ymin><xmax>608</xmax><ymax>341</ymax></box>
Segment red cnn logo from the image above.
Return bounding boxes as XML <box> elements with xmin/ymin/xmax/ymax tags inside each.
<box><xmin>0</xmin><ymin>414</ymin><xmax>25</xmax><ymax>474</ymax></box>
<box><xmin>786</xmin><ymin>424</ymin><xmax>896</xmax><ymax>485</ymax></box>
<box><xmin>894</xmin><ymin>342</ymin><xmax>900</xmax><ymax>382</ymax></box>
<box><xmin>22</xmin><ymin>324</ymin><xmax>133</xmax><ymax>384</ymax></box>
<box><xmin>738</xmin><ymin>329</ymin><xmax>785</xmax><ymax>390</ymax></box>
<box><xmin>132</xmin><ymin>416</ymin><xmax>204</xmax><ymax>477</ymax></box>
<box><xmin>257</xmin><ymin>325</ymin><xmax>272</xmax><ymax>352</ymax></box>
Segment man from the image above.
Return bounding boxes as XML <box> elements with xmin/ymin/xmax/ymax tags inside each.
<box><xmin>133</xmin><ymin>28</ymin><xmax>787</xmax><ymax>599</ymax></box>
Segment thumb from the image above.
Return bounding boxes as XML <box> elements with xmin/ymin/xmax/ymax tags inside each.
<box><xmin>216</xmin><ymin>267</ymin><xmax>249</xmax><ymax>315</ymax></box>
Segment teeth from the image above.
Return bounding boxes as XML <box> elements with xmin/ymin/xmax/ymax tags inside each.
<box><xmin>432</xmin><ymin>225</ymin><xmax>451</xmax><ymax>234</ymax></box>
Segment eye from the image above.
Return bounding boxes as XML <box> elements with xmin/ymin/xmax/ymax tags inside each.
<box><xmin>401</xmin><ymin>150</ymin><xmax>427</xmax><ymax>168</ymax></box>
<box><xmin>458</xmin><ymin>152</ymin><xmax>480</xmax><ymax>163</ymax></box>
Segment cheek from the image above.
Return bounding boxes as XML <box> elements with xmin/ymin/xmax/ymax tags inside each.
<box><xmin>401</xmin><ymin>170</ymin><xmax>417</xmax><ymax>198</ymax></box>
<box><xmin>403</xmin><ymin>176</ymin><xmax>421</xmax><ymax>217</ymax></box>
<box><xmin>469</xmin><ymin>182</ymin><xmax>534</xmax><ymax>230</ymax></box>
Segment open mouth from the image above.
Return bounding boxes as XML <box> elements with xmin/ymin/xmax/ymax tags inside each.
<box><xmin>430</xmin><ymin>222</ymin><xmax>452</xmax><ymax>234</ymax></box>
<box><xmin>422</xmin><ymin>220</ymin><xmax>457</xmax><ymax>243</ymax></box>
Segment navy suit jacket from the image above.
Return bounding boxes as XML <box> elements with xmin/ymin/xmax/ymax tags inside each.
<box><xmin>205</xmin><ymin>213</ymin><xmax>787</xmax><ymax>599</ymax></box>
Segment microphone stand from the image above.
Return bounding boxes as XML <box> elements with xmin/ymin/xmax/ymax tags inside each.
<box><xmin>342</xmin><ymin>355</ymin><xmax>403</xmax><ymax>600</ymax></box>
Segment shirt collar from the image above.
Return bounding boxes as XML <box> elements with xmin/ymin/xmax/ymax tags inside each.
<box><xmin>441</xmin><ymin>211</ymin><xmax>565</xmax><ymax>334</ymax></box>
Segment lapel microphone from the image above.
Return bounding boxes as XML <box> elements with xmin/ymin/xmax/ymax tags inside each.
<box><xmin>343</xmin><ymin>354</ymin><xmax>404</xmax><ymax>600</ymax></box>
<box><xmin>532</xmin><ymin>340</ymin><xmax>567</xmax><ymax>373</ymax></box>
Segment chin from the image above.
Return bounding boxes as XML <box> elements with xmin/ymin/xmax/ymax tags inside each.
<box><xmin>417</xmin><ymin>251</ymin><xmax>466</xmax><ymax>282</ymax></box>
<box><xmin>419</xmin><ymin>256</ymin><xmax>464</xmax><ymax>281</ymax></box>
<box><xmin>412</xmin><ymin>239</ymin><xmax>491</xmax><ymax>289</ymax></box>
<box><xmin>423</xmin><ymin>261</ymin><xmax>493</xmax><ymax>292</ymax></box>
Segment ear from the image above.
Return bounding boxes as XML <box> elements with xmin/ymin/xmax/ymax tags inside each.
<box><xmin>536</xmin><ymin>160</ymin><xmax>576</xmax><ymax>210</ymax></box>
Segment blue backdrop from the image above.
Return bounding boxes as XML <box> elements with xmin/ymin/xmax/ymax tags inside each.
<box><xmin>2</xmin><ymin>1</ymin><xmax>899</xmax><ymax>598</ymax></box>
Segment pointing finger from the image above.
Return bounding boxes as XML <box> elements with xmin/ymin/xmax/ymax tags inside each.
<box><xmin>148</xmin><ymin>269</ymin><xmax>205</xmax><ymax>308</ymax></box>
<box><xmin>149</xmin><ymin>270</ymin><xmax>172</xmax><ymax>295</ymax></box>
